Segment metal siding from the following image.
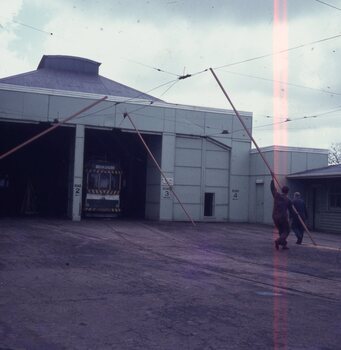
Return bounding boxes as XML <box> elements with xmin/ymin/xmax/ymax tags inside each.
<box><xmin>214</xmin><ymin>205</ymin><xmax>229</xmax><ymax>220</ymax></box>
<box><xmin>205</xmin><ymin>139</ymin><xmax>230</xmax><ymax>220</ymax></box>
<box><xmin>175</xmin><ymin>167</ymin><xmax>201</xmax><ymax>185</ymax></box>
<box><xmin>123</xmin><ymin>105</ymin><xmax>164</xmax><ymax>132</ymax></box>
<box><xmin>307</xmin><ymin>153</ymin><xmax>329</xmax><ymax>169</ymax></box>
<box><xmin>173</xmin><ymin>185</ymin><xmax>201</xmax><ymax>204</ymax></box>
<box><xmin>204</xmin><ymin>112</ymin><xmax>233</xmax><ymax>136</ymax></box>
<box><xmin>0</xmin><ymin>90</ymin><xmax>24</xmax><ymax>120</ymax></box>
<box><xmin>164</xmin><ymin>108</ymin><xmax>176</xmax><ymax>133</ymax></box>
<box><xmin>290</xmin><ymin>152</ymin><xmax>308</xmax><ymax>173</ymax></box>
<box><xmin>21</xmin><ymin>93</ymin><xmax>49</xmax><ymax>121</ymax></box>
<box><xmin>206</xmin><ymin>150</ymin><xmax>229</xmax><ymax>169</ymax></box>
<box><xmin>175</xmin><ymin>148</ymin><xmax>202</xmax><ymax>167</ymax></box>
<box><xmin>317</xmin><ymin>212</ymin><xmax>341</xmax><ymax>233</ymax></box>
<box><xmin>159</xmin><ymin>133</ymin><xmax>176</xmax><ymax>221</ymax></box>
<box><xmin>176</xmin><ymin>136</ymin><xmax>202</xmax><ymax>149</ymax></box>
<box><xmin>173</xmin><ymin>203</ymin><xmax>201</xmax><ymax>221</ymax></box>
<box><xmin>206</xmin><ymin>169</ymin><xmax>229</xmax><ymax>187</ymax></box>
<box><xmin>49</xmin><ymin>95</ymin><xmax>110</xmax><ymax>124</ymax></box>
<box><xmin>145</xmin><ymin>137</ymin><xmax>162</xmax><ymax>220</ymax></box>
<box><xmin>174</xmin><ymin>136</ymin><xmax>203</xmax><ymax>221</ymax></box>
<box><xmin>175</xmin><ymin>109</ymin><xmax>204</xmax><ymax>135</ymax></box>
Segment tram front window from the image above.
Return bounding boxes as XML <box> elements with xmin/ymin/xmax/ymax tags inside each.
<box><xmin>88</xmin><ymin>172</ymin><xmax>98</xmax><ymax>190</ymax></box>
<box><xmin>99</xmin><ymin>173</ymin><xmax>110</xmax><ymax>190</ymax></box>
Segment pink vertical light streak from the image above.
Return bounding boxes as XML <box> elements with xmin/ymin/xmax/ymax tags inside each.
<box><xmin>273</xmin><ymin>0</ymin><xmax>288</xmax><ymax>153</ymax></box>
<box><xmin>273</xmin><ymin>1</ymin><xmax>288</xmax><ymax>349</ymax></box>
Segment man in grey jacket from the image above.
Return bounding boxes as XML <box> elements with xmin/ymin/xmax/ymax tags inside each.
<box><xmin>291</xmin><ymin>192</ymin><xmax>308</xmax><ymax>244</ymax></box>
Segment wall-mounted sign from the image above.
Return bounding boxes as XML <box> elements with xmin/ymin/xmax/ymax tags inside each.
<box><xmin>232</xmin><ymin>189</ymin><xmax>239</xmax><ymax>200</ymax></box>
<box><xmin>161</xmin><ymin>177</ymin><xmax>173</xmax><ymax>199</ymax></box>
<box><xmin>161</xmin><ymin>177</ymin><xmax>174</xmax><ymax>186</ymax></box>
<box><xmin>74</xmin><ymin>184</ymin><xmax>82</xmax><ymax>197</ymax></box>
<box><xmin>162</xmin><ymin>189</ymin><xmax>171</xmax><ymax>198</ymax></box>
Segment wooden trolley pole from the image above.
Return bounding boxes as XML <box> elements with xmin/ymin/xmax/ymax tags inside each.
<box><xmin>0</xmin><ymin>96</ymin><xmax>108</xmax><ymax>161</ymax></box>
<box><xmin>209</xmin><ymin>68</ymin><xmax>316</xmax><ymax>245</ymax></box>
<box><xmin>123</xmin><ymin>112</ymin><xmax>196</xmax><ymax>226</ymax></box>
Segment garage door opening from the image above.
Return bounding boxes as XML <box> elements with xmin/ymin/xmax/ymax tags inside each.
<box><xmin>0</xmin><ymin>122</ymin><xmax>73</xmax><ymax>218</ymax></box>
<box><xmin>84</xmin><ymin>128</ymin><xmax>159</xmax><ymax>219</ymax></box>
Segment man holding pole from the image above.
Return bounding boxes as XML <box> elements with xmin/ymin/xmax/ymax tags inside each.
<box><xmin>270</xmin><ymin>175</ymin><xmax>294</xmax><ymax>250</ymax></box>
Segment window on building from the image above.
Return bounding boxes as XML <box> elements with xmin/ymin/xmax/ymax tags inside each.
<box><xmin>329</xmin><ymin>185</ymin><xmax>341</xmax><ymax>209</ymax></box>
<box><xmin>204</xmin><ymin>192</ymin><xmax>215</xmax><ymax>216</ymax></box>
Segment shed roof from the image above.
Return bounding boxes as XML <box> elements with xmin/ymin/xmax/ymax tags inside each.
<box><xmin>287</xmin><ymin>164</ymin><xmax>341</xmax><ymax>179</ymax></box>
<box><xmin>0</xmin><ymin>55</ymin><xmax>160</xmax><ymax>101</ymax></box>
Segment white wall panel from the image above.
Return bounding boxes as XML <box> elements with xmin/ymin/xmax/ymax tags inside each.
<box><xmin>206</xmin><ymin>169</ymin><xmax>229</xmax><ymax>187</ymax></box>
<box><xmin>175</xmin><ymin>167</ymin><xmax>202</xmax><ymax>185</ymax></box>
<box><xmin>173</xmin><ymin>203</ymin><xmax>201</xmax><ymax>221</ymax></box>
<box><xmin>176</xmin><ymin>136</ymin><xmax>202</xmax><ymax>149</ymax></box>
<box><xmin>206</xmin><ymin>150</ymin><xmax>229</xmax><ymax>169</ymax></box>
<box><xmin>175</xmin><ymin>148</ymin><xmax>202</xmax><ymax>167</ymax></box>
<box><xmin>173</xmin><ymin>185</ymin><xmax>201</xmax><ymax>204</ymax></box>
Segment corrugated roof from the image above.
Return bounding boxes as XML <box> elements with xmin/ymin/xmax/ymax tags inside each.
<box><xmin>0</xmin><ymin>55</ymin><xmax>160</xmax><ymax>101</ymax></box>
<box><xmin>287</xmin><ymin>164</ymin><xmax>341</xmax><ymax>179</ymax></box>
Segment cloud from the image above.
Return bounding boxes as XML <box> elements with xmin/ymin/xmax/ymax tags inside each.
<box><xmin>0</xmin><ymin>0</ymin><xmax>340</xmax><ymax>149</ymax></box>
<box><xmin>0</xmin><ymin>0</ymin><xmax>34</xmax><ymax>76</ymax></box>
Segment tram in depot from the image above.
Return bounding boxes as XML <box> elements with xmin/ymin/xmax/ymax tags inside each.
<box><xmin>83</xmin><ymin>160</ymin><xmax>123</xmax><ymax>217</ymax></box>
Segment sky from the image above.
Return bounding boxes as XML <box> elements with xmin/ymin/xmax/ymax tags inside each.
<box><xmin>0</xmin><ymin>0</ymin><xmax>341</xmax><ymax>150</ymax></box>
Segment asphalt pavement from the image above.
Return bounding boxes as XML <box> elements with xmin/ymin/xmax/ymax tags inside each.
<box><xmin>0</xmin><ymin>218</ymin><xmax>340</xmax><ymax>350</ymax></box>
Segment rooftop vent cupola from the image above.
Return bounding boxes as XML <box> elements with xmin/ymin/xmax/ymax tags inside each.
<box><xmin>37</xmin><ymin>55</ymin><xmax>100</xmax><ymax>75</ymax></box>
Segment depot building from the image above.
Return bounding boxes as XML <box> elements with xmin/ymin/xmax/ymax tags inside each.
<box><xmin>0</xmin><ymin>55</ymin><xmax>338</xmax><ymax>233</ymax></box>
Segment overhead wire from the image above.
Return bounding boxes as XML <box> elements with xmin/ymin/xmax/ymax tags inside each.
<box><xmin>214</xmin><ymin>32</ymin><xmax>341</xmax><ymax>70</ymax></box>
<box><xmin>0</xmin><ymin>16</ymin><xmax>53</xmax><ymax>35</ymax></box>
<box><xmin>314</xmin><ymin>0</ymin><xmax>341</xmax><ymax>11</ymax></box>
<box><xmin>204</xmin><ymin>106</ymin><xmax>341</xmax><ymax>138</ymax></box>
<box><xmin>120</xmin><ymin>57</ymin><xmax>179</xmax><ymax>78</ymax></box>
<box><xmin>75</xmin><ymin>78</ymin><xmax>179</xmax><ymax>120</ymax></box>
<box><xmin>219</xmin><ymin>69</ymin><xmax>341</xmax><ymax>96</ymax></box>
<box><xmin>171</xmin><ymin>31</ymin><xmax>341</xmax><ymax>82</ymax></box>
<box><xmin>2</xmin><ymin>9</ymin><xmax>341</xmax><ymax>141</ymax></box>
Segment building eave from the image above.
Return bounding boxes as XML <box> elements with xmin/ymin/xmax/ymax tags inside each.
<box><xmin>0</xmin><ymin>82</ymin><xmax>252</xmax><ymax>116</ymax></box>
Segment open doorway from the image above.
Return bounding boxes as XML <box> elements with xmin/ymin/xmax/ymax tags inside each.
<box><xmin>0</xmin><ymin>122</ymin><xmax>73</xmax><ymax>217</ymax></box>
<box><xmin>84</xmin><ymin>128</ymin><xmax>160</xmax><ymax>219</ymax></box>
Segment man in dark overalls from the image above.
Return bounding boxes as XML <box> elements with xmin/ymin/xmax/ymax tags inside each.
<box><xmin>270</xmin><ymin>177</ymin><xmax>294</xmax><ymax>250</ymax></box>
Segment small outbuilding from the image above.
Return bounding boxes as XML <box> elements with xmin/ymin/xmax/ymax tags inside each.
<box><xmin>287</xmin><ymin>164</ymin><xmax>341</xmax><ymax>233</ymax></box>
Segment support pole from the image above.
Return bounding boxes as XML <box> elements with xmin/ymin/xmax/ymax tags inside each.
<box><xmin>123</xmin><ymin>112</ymin><xmax>196</xmax><ymax>226</ymax></box>
<box><xmin>209</xmin><ymin>68</ymin><xmax>316</xmax><ymax>245</ymax></box>
<box><xmin>0</xmin><ymin>96</ymin><xmax>108</xmax><ymax>161</ymax></box>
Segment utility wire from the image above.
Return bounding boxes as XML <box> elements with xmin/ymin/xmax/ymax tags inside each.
<box><xmin>0</xmin><ymin>16</ymin><xmax>53</xmax><ymax>35</ymax></box>
<box><xmin>75</xmin><ymin>78</ymin><xmax>178</xmax><ymax>120</ymax></box>
<box><xmin>256</xmin><ymin>105</ymin><xmax>341</xmax><ymax>121</ymax></box>
<box><xmin>214</xmin><ymin>32</ymin><xmax>341</xmax><ymax>70</ymax></box>
<box><xmin>205</xmin><ymin>106</ymin><xmax>341</xmax><ymax>137</ymax></box>
<box><xmin>158</xmin><ymin>79</ymin><xmax>180</xmax><ymax>98</ymax></box>
<box><xmin>314</xmin><ymin>0</ymin><xmax>341</xmax><ymax>11</ymax></box>
<box><xmin>220</xmin><ymin>69</ymin><xmax>341</xmax><ymax>96</ymax></box>
<box><xmin>121</xmin><ymin>31</ymin><xmax>341</xmax><ymax>88</ymax></box>
<box><xmin>121</xmin><ymin>57</ymin><xmax>180</xmax><ymax>77</ymax></box>
<box><xmin>174</xmin><ymin>31</ymin><xmax>341</xmax><ymax>81</ymax></box>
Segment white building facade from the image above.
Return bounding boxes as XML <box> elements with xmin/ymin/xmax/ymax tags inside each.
<box><xmin>0</xmin><ymin>55</ymin><xmax>334</xmax><ymax>231</ymax></box>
